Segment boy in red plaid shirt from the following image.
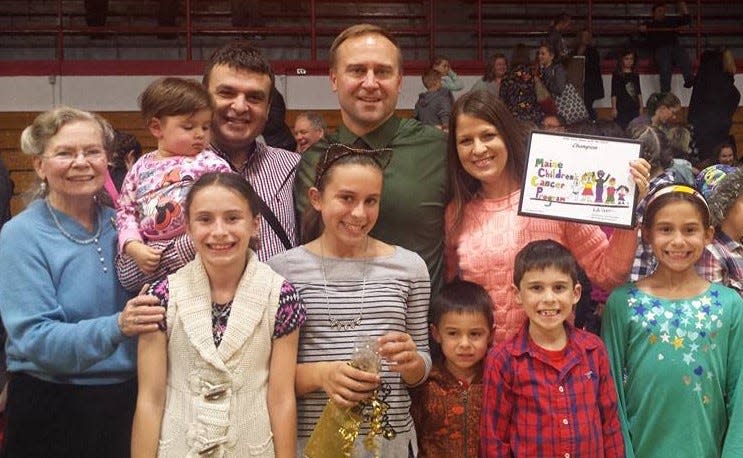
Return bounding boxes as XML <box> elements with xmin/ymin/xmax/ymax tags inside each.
<box><xmin>480</xmin><ymin>240</ymin><xmax>624</xmax><ymax>457</ymax></box>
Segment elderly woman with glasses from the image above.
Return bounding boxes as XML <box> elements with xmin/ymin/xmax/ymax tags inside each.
<box><xmin>0</xmin><ymin>107</ymin><xmax>164</xmax><ymax>457</ymax></box>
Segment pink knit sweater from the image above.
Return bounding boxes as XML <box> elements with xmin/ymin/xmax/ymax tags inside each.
<box><xmin>444</xmin><ymin>189</ymin><xmax>637</xmax><ymax>344</ymax></box>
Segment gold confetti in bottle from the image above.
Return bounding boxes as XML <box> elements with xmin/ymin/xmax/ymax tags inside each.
<box><xmin>304</xmin><ymin>337</ymin><xmax>381</xmax><ymax>458</ymax></box>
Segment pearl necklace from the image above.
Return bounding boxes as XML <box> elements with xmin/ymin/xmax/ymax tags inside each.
<box><xmin>45</xmin><ymin>199</ymin><xmax>108</xmax><ymax>273</ymax></box>
<box><xmin>321</xmin><ymin>237</ymin><xmax>369</xmax><ymax>331</ymax></box>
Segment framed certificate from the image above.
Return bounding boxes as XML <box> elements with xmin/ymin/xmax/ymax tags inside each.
<box><xmin>518</xmin><ymin>130</ymin><xmax>642</xmax><ymax>229</ymax></box>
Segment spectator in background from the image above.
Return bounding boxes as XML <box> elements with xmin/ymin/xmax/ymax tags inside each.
<box><xmin>611</xmin><ymin>48</ymin><xmax>643</xmax><ymax>130</ymax></box>
<box><xmin>688</xmin><ymin>48</ymin><xmax>740</xmax><ymax>163</ymax></box>
<box><xmin>99</xmin><ymin>130</ymin><xmax>143</xmax><ymax>209</ymax></box>
<box><xmin>203</xmin><ymin>40</ymin><xmax>301</xmax><ymax>260</ymax></box>
<box><xmin>292</xmin><ymin>111</ymin><xmax>325</xmax><ymax>154</ymax></box>
<box><xmin>665</xmin><ymin>124</ymin><xmax>696</xmax><ymax>184</ymax></box>
<box><xmin>432</xmin><ymin>55</ymin><xmax>465</xmax><ymax>95</ymax></box>
<box><xmin>547</xmin><ymin>13</ymin><xmax>572</xmax><ymax>61</ymax></box>
<box><xmin>108</xmin><ymin>130</ymin><xmax>142</xmax><ymax>192</ymax></box>
<box><xmin>470</xmin><ymin>53</ymin><xmax>508</xmax><ymax>98</ymax></box>
<box><xmin>627</xmin><ymin>91</ymin><xmax>680</xmax><ymax>134</ymax></box>
<box><xmin>697</xmin><ymin>165</ymin><xmax>743</xmax><ymax>293</ymax></box>
<box><xmin>262</xmin><ymin>86</ymin><xmax>297</xmax><ymax>152</ymax></box>
<box><xmin>415</xmin><ymin>68</ymin><xmax>453</xmax><ymax>131</ymax></box>
<box><xmin>536</xmin><ymin>43</ymin><xmax>567</xmax><ymax>99</ymax></box>
<box><xmin>572</xmin><ymin>29</ymin><xmax>604</xmax><ymax>120</ymax></box>
<box><xmin>639</xmin><ymin>1</ymin><xmax>694</xmax><ymax>92</ymax></box>
<box><xmin>627</xmin><ymin>93</ymin><xmax>695</xmax><ymax>182</ymax></box>
<box><xmin>500</xmin><ymin>44</ymin><xmax>544</xmax><ymax>124</ymax></box>
<box><xmin>715</xmin><ymin>140</ymin><xmax>738</xmax><ymax>167</ymax></box>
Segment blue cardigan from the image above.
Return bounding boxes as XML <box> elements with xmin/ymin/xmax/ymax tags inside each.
<box><xmin>0</xmin><ymin>200</ymin><xmax>135</xmax><ymax>385</ymax></box>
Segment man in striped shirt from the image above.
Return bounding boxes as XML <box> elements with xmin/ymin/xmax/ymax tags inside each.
<box><xmin>203</xmin><ymin>41</ymin><xmax>300</xmax><ymax>260</ymax></box>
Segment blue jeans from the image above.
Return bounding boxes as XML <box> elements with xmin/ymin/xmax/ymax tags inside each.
<box><xmin>654</xmin><ymin>45</ymin><xmax>693</xmax><ymax>92</ymax></box>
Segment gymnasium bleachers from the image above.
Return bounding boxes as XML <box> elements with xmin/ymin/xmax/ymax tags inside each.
<box><xmin>1</xmin><ymin>1</ymin><xmax>742</xmax><ymax>215</ymax></box>
<box><xmin>1</xmin><ymin>1</ymin><xmax>742</xmax><ymax>64</ymax></box>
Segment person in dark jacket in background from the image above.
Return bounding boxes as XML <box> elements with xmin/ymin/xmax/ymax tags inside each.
<box><xmin>688</xmin><ymin>48</ymin><xmax>740</xmax><ymax>163</ymax></box>
<box><xmin>639</xmin><ymin>1</ymin><xmax>694</xmax><ymax>92</ymax></box>
<box><xmin>573</xmin><ymin>29</ymin><xmax>604</xmax><ymax>120</ymax></box>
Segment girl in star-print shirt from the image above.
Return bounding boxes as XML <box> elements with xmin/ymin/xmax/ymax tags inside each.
<box><xmin>602</xmin><ymin>184</ymin><xmax>743</xmax><ymax>458</ymax></box>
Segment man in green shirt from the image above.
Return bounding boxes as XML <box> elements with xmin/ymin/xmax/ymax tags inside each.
<box><xmin>294</xmin><ymin>23</ymin><xmax>448</xmax><ymax>294</ymax></box>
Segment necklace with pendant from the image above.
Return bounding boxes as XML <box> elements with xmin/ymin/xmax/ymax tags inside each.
<box><xmin>321</xmin><ymin>236</ymin><xmax>369</xmax><ymax>331</ymax></box>
<box><xmin>45</xmin><ymin>199</ymin><xmax>108</xmax><ymax>273</ymax></box>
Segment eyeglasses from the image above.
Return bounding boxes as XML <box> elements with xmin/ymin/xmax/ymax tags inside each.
<box><xmin>43</xmin><ymin>147</ymin><xmax>107</xmax><ymax>163</ymax></box>
<box><xmin>314</xmin><ymin>143</ymin><xmax>393</xmax><ymax>187</ymax></box>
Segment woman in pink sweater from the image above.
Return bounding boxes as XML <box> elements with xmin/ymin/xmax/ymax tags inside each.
<box><xmin>444</xmin><ymin>90</ymin><xmax>651</xmax><ymax>343</ymax></box>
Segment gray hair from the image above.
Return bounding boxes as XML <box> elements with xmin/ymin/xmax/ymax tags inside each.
<box><xmin>20</xmin><ymin>107</ymin><xmax>114</xmax><ymax>157</ymax></box>
<box><xmin>708</xmin><ymin>167</ymin><xmax>743</xmax><ymax>227</ymax></box>
<box><xmin>296</xmin><ymin>111</ymin><xmax>326</xmax><ymax>131</ymax></box>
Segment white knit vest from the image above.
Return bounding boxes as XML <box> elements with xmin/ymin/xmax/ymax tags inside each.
<box><xmin>157</xmin><ymin>254</ymin><xmax>284</xmax><ymax>457</ymax></box>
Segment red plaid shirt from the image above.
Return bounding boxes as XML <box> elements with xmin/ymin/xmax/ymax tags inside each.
<box><xmin>481</xmin><ymin>322</ymin><xmax>624</xmax><ymax>458</ymax></box>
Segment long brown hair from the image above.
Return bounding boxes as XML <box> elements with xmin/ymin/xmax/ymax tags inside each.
<box><xmin>446</xmin><ymin>90</ymin><xmax>530</xmax><ymax>236</ymax></box>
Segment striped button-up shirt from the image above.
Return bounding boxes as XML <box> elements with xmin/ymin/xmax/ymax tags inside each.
<box><xmin>481</xmin><ymin>322</ymin><xmax>625</xmax><ymax>458</ymax></box>
<box><xmin>698</xmin><ymin>231</ymin><xmax>743</xmax><ymax>293</ymax></box>
<box><xmin>630</xmin><ymin>170</ymin><xmax>676</xmax><ymax>281</ymax></box>
<box><xmin>212</xmin><ymin>140</ymin><xmax>300</xmax><ymax>260</ymax></box>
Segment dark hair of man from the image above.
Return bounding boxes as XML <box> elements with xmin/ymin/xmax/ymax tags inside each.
<box><xmin>446</xmin><ymin>90</ymin><xmax>530</xmax><ymax>238</ymax></box>
<box><xmin>202</xmin><ymin>40</ymin><xmax>275</xmax><ymax>96</ymax></box>
<box><xmin>513</xmin><ymin>239</ymin><xmax>579</xmax><ymax>287</ymax></box>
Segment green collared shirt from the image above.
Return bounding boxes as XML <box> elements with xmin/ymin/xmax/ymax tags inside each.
<box><xmin>294</xmin><ymin>115</ymin><xmax>449</xmax><ymax>293</ymax></box>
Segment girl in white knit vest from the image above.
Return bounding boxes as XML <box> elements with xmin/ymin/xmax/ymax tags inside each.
<box><xmin>131</xmin><ymin>172</ymin><xmax>305</xmax><ymax>457</ymax></box>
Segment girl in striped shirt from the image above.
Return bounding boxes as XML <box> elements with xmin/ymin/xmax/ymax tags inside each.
<box><xmin>268</xmin><ymin>144</ymin><xmax>432</xmax><ymax>457</ymax></box>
